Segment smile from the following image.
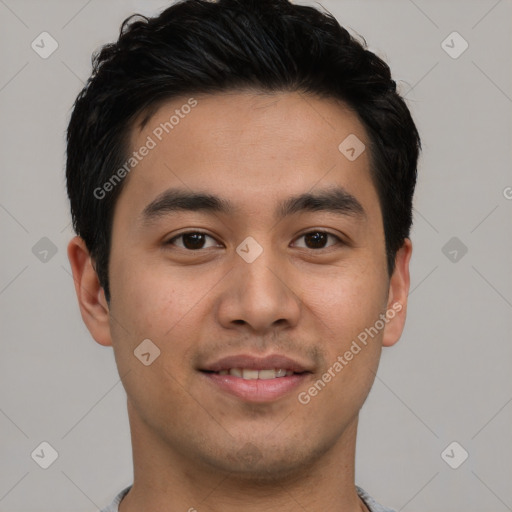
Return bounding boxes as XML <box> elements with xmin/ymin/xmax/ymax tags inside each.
<box><xmin>215</xmin><ymin>368</ymin><xmax>295</xmax><ymax>379</ymax></box>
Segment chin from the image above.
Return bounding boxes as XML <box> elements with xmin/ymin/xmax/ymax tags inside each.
<box><xmin>197</xmin><ymin>436</ymin><xmax>332</xmax><ymax>483</ymax></box>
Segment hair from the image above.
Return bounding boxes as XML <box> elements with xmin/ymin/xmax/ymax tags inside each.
<box><xmin>66</xmin><ymin>0</ymin><xmax>420</xmax><ymax>302</ymax></box>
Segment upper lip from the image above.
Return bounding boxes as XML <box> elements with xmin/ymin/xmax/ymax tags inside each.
<box><xmin>200</xmin><ymin>354</ymin><xmax>312</xmax><ymax>373</ymax></box>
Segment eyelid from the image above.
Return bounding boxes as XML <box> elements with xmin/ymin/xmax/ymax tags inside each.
<box><xmin>165</xmin><ymin>229</ymin><xmax>345</xmax><ymax>250</ymax></box>
<box><xmin>291</xmin><ymin>230</ymin><xmax>344</xmax><ymax>249</ymax></box>
<box><xmin>166</xmin><ymin>230</ymin><xmax>223</xmax><ymax>249</ymax></box>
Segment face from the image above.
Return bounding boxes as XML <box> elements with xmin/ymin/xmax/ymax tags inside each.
<box><xmin>78</xmin><ymin>91</ymin><xmax>410</xmax><ymax>479</ymax></box>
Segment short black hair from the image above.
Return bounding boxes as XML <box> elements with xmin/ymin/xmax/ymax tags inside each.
<box><xmin>66</xmin><ymin>0</ymin><xmax>420</xmax><ymax>302</ymax></box>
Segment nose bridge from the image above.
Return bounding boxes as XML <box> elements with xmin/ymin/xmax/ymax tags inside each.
<box><xmin>243</xmin><ymin>250</ymin><xmax>288</xmax><ymax>303</ymax></box>
<box><xmin>217</xmin><ymin>237</ymin><xmax>301</xmax><ymax>332</ymax></box>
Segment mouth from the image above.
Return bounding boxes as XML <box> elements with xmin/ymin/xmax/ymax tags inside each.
<box><xmin>199</xmin><ymin>354</ymin><xmax>313</xmax><ymax>403</ymax></box>
<box><xmin>204</xmin><ymin>368</ymin><xmax>296</xmax><ymax>379</ymax></box>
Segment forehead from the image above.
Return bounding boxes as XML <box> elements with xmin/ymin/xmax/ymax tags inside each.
<box><xmin>117</xmin><ymin>90</ymin><xmax>381</xmax><ymax>227</ymax></box>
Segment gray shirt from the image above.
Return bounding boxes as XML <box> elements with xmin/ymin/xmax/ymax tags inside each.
<box><xmin>100</xmin><ymin>485</ymin><xmax>396</xmax><ymax>512</ymax></box>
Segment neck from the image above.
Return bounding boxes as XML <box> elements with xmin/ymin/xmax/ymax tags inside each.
<box><xmin>120</xmin><ymin>399</ymin><xmax>367</xmax><ymax>512</ymax></box>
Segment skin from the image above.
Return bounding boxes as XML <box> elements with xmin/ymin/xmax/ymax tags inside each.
<box><xmin>68</xmin><ymin>91</ymin><xmax>412</xmax><ymax>512</ymax></box>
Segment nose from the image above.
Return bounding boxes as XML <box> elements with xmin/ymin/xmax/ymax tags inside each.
<box><xmin>216</xmin><ymin>244</ymin><xmax>302</xmax><ymax>335</ymax></box>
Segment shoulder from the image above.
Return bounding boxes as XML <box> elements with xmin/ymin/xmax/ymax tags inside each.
<box><xmin>99</xmin><ymin>485</ymin><xmax>132</xmax><ymax>512</ymax></box>
<box><xmin>356</xmin><ymin>485</ymin><xmax>396</xmax><ymax>512</ymax></box>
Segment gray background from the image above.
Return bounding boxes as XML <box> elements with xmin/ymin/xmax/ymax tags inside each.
<box><xmin>1</xmin><ymin>0</ymin><xmax>511</xmax><ymax>510</ymax></box>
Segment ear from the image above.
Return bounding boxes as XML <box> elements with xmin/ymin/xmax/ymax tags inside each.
<box><xmin>382</xmin><ymin>238</ymin><xmax>412</xmax><ymax>347</ymax></box>
<box><xmin>67</xmin><ymin>236</ymin><xmax>112</xmax><ymax>346</ymax></box>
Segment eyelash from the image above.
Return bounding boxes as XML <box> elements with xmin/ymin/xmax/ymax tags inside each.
<box><xmin>166</xmin><ymin>230</ymin><xmax>344</xmax><ymax>251</ymax></box>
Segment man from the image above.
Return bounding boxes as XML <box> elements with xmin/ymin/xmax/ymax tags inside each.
<box><xmin>66</xmin><ymin>0</ymin><xmax>420</xmax><ymax>510</ymax></box>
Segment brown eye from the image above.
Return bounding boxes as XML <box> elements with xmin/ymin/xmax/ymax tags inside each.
<box><xmin>305</xmin><ymin>232</ymin><xmax>328</xmax><ymax>248</ymax></box>
<box><xmin>168</xmin><ymin>232</ymin><xmax>220</xmax><ymax>250</ymax></box>
<box><xmin>182</xmin><ymin>233</ymin><xmax>206</xmax><ymax>249</ymax></box>
<box><xmin>293</xmin><ymin>231</ymin><xmax>341</xmax><ymax>249</ymax></box>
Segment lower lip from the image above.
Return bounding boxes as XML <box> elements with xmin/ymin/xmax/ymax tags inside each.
<box><xmin>201</xmin><ymin>372</ymin><xmax>307</xmax><ymax>403</ymax></box>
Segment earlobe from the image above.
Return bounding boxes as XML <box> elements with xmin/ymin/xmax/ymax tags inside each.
<box><xmin>67</xmin><ymin>236</ymin><xmax>113</xmax><ymax>347</ymax></box>
<box><xmin>382</xmin><ymin>238</ymin><xmax>413</xmax><ymax>348</ymax></box>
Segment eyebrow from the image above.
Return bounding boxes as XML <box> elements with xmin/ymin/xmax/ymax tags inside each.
<box><xmin>279</xmin><ymin>187</ymin><xmax>366</xmax><ymax>220</ymax></box>
<box><xmin>140</xmin><ymin>186</ymin><xmax>366</xmax><ymax>224</ymax></box>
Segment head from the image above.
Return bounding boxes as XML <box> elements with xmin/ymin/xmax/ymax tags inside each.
<box><xmin>67</xmin><ymin>0</ymin><xmax>419</xmax><ymax>482</ymax></box>
<box><xmin>67</xmin><ymin>0</ymin><xmax>419</xmax><ymax>302</ymax></box>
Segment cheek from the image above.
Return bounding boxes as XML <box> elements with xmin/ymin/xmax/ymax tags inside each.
<box><xmin>296</xmin><ymin>265</ymin><xmax>387</xmax><ymax>417</ymax></box>
<box><xmin>107</xmin><ymin>258</ymin><xmax>204</xmax><ymax>413</ymax></box>
<box><xmin>300</xmin><ymin>260</ymin><xmax>388</xmax><ymax>342</ymax></box>
<box><xmin>107</xmin><ymin>256</ymin><xmax>220</xmax><ymax>385</ymax></box>
<box><xmin>109</xmin><ymin>252</ymin><xmax>202</xmax><ymax>338</ymax></box>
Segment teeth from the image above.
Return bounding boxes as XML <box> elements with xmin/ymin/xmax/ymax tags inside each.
<box><xmin>258</xmin><ymin>369</ymin><xmax>277</xmax><ymax>380</ymax></box>
<box><xmin>242</xmin><ymin>369</ymin><xmax>259</xmax><ymax>380</ymax></box>
<box><xmin>219</xmin><ymin>368</ymin><xmax>295</xmax><ymax>380</ymax></box>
